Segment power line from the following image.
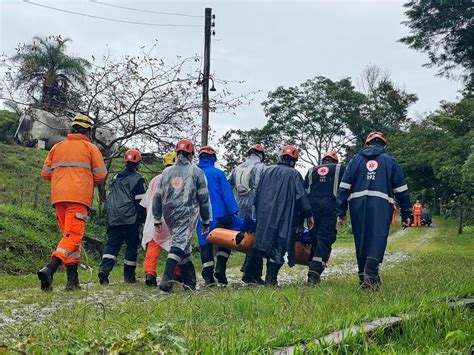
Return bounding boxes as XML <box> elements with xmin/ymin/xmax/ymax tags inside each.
<box><xmin>23</xmin><ymin>0</ymin><xmax>201</xmax><ymax>27</ymax></box>
<box><xmin>91</xmin><ymin>0</ymin><xmax>203</xmax><ymax>18</ymax></box>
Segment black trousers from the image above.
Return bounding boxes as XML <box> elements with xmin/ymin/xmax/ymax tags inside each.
<box><xmin>99</xmin><ymin>224</ymin><xmax>140</xmax><ymax>278</ymax></box>
<box><xmin>309</xmin><ymin>197</ymin><xmax>337</xmax><ymax>263</ymax></box>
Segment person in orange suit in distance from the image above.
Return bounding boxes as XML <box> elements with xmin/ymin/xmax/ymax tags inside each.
<box><xmin>412</xmin><ymin>200</ymin><xmax>423</xmax><ymax>227</ymax></box>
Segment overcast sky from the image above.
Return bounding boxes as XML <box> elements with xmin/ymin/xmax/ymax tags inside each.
<box><xmin>0</xmin><ymin>0</ymin><xmax>463</xmax><ymax>148</ymax></box>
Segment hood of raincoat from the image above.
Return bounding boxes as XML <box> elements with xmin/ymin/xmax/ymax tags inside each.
<box><xmin>196</xmin><ymin>154</ymin><xmax>239</xmax><ymax>245</ymax></box>
<box><xmin>360</xmin><ymin>144</ymin><xmax>385</xmax><ymax>157</ymax></box>
<box><xmin>176</xmin><ymin>152</ymin><xmax>192</xmax><ymax>165</ymax></box>
<box><xmin>198</xmin><ymin>154</ymin><xmax>217</xmax><ymax>168</ymax></box>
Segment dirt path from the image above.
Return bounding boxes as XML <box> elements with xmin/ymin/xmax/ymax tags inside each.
<box><xmin>0</xmin><ymin>227</ymin><xmax>432</xmax><ymax>332</ymax></box>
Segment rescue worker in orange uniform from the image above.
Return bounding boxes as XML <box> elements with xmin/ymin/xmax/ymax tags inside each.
<box><xmin>98</xmin><ymin>149</ymin><xmax>146</xmax><ymax>285</ymax></box>
<box><xmin>38</xmin><ymin>114</ymin><xmax>107</xmax><ymax>291</ymax></box>
<box><xmin>412</xmin><ymin>200</ymin><xmax>423</xmax><ymax>227</ymax></box>
<box><xmin>141</xmin><ymin>152</ymin><xmax>181</xmax><ymax>287</ymax></box>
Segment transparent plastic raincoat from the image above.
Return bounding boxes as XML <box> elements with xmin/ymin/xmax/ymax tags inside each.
<box><xmin>229</xmin><ymin>153</ymin><xmax>265</xmax><ymax>218</ymax></box>
<box><xmin>152</xmin><ymin>154</ymin><xmax>211</xmax><ymax>254</ymax></box>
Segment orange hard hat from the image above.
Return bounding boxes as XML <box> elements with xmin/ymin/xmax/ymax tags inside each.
<box><xmin>366</xmin><ymin>131</ymin><xmax>387</xmax><ymax>145</ymax></box>
<box><xmin>124</xmin><ymin>149</ymin><xmax>142</xmax><ymax>163</ymax></box>
<box><xmin>248</xmin><ymin>144</ymin><xmax>265</xmax><ymax>154</ymax></box>
<box><xmin>175</xmin><ymin>139</ymin><xmax>195</xmax><ymax>154</ymax></box>
<box><xmin>279</xmin><ymin>145</ymin><xmax>299</xmax><ymax>159</ymax></box>
<box><xmin>199</xmin><ymin>145</ymin><xmax>217</xmax><ymax>156</ymax></box>
<box><xmin>322</xmin><ymin>151</ymin><xmax>339</xmax><ymax>162</ymax></box>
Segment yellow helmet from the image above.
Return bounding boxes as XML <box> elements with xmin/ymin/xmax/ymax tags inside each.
<box><xmin>163</xmin><ymin>151</ymin><xmax>177</xmax><ymax>167</ymax></box>
<box><xmin>71</xmin><ymin>114</ymin><xmax>94</xmax><ymax>129</ymax></box>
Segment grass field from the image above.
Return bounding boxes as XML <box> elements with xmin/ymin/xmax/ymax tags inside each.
<box><xmin>1</xmin><ymin>218</ymin><xmax>472</xmax><ymax>353</ymax></box>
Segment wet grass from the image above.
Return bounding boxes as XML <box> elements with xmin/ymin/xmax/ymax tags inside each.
<box><xmin>0</xmin><ymin>219</ymin><xmax>473</xmax><ymax>353</ymax></box>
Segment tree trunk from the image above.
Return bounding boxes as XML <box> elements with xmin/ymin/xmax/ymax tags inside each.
<box><xmin>458</xmin><ymin>200</ymin><xmax>463</xmax><ymax>235</ymax></box>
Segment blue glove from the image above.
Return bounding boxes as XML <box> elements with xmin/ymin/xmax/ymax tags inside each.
<box><xmin>240</xmin><ymin>215</ymin><xmax>256</xmax><ymax>233</ymax></box>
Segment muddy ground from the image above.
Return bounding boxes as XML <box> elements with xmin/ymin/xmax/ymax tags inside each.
<box><xmin>1</xmin><ymin>227</ymin><xmax>430</xmax><ymax>333</ymax></box>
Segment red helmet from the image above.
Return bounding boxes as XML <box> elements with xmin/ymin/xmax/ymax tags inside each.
<box><xmin>279</xmin><ymin>145</ymin><xmax>299</xmax><ymax>159</ymax></box>
<box><xmin>175</xmin><ymin>139</ymin><xmax>195</xmax><ymax>154</ymax></box>
<box><xmin>248</xmin><ymin>144</ymin><xmax>265</xmax><ymax>154</ymax></box>
<box><xmin>199</xmin><ymin>145</ymin><xmax>217</xmax><ymax>156</ymax></box>
<box><xmin>366</xmin><ymin>131</ymin><xmax>387</xmax><ymax>145</ymax></box>
<box><xmin>124</xmin><ymin>149</ymin><xmax>142</xmax><ymax>163</ymax></box>
<box><xmin>322</xmin><ymin>151</ymin><xmax>339</xmax><ymax>162</ymax></box>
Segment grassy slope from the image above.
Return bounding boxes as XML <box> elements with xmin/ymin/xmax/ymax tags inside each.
<box><xmin>0</xmin><ymin>219</ymin><xmax>472</xmax><ymax>353</ymax></box>
<box><xmin>0</xmin><ymin>143</ymin><xmax>163</xmax><ymax>274</ymax></box>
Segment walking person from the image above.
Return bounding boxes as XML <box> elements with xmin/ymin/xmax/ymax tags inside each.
<box><xmin>337</xmin><ymin>131</ymin><xmax>411</xmax><ymax>290</ymax></box>
<box><xmin>196</xmin><ymin>146</ymin><xmax>239</xmax><ymax>286</ymax></box>
<box><xmin>98</xmin><ymin>149</ymin><xmax>146</xmax><ymax>284</ymax></box>
<box><xmin>38</xmin><ymin>114</ymin><xmax>107</xmax><ymax>291</ymax></box>
<box><xmin>228</xmin><ymin>144</ymin><xmax>266</xmax><ymax>284</ymax></box>
<box><xmin>412</xmin><ymin>200</ymin><xmax>423</xmax><ymax>227</ymax></box>
<box><xmin>248</xmin><ymin>146</ymin><xmax>314</xmax><ymax>286</ymax></box>
<box><xmin>304</xmin><ymin>151</ymin><xmax>345</xmax><ymax>284</ymax></box>
<box><xmin>140</xmin><ymin>152</ymin><xmax>181</xmax><ymax>287</ymax></box>
<box><xmin>153</xmin><ymin>140</ymin><xmax>211</xmax><ymax>292</ymax></box>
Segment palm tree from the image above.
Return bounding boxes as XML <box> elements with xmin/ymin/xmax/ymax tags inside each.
<box><xmin>11</xmin><ymin>35</ymin><xmax>90</xmax><ymax>110</ymax></box>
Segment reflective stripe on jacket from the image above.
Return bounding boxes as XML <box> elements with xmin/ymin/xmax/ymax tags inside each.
<box><xmin>41</xmin><ymin>134</ymin><xmax>107</xmax><ymax>208</ymax></box>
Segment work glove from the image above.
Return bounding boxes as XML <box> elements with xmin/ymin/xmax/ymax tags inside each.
<box><xmin>240</xmin><ymin>215</ymin><xmax>257</xmax><ymax>233</ymax></box>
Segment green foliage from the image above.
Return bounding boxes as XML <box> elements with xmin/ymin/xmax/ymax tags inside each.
<box><xmin>0</xmin><ymin>219</ymin><xmax>473</xmax><ymax>353</ymax></box>
<box><xmin>74</xmin><ymin>323</ymin><xmax>187</xmax><ymax>354</ymax></box>
<box><xmin>400</xmin><ymin>0</ymin><xmax>474</xmax><ymax>96</ymax></box>
<box><xmin>262</xmin><ymin>76</ymin><xmax>366</xmax><ymax>165</ymax></box>
<box><xmin>219</xmin><ymin>125</ymin><xmax>280</xmax><ymax>173</ymax></box>
<box><xmin>0</xmin><ymin>110</ymin><xmax>19</xmax><ymax>144</ymax></box>
<box><xmin>390</xmin><ymin>98</ymin><xmax>473</xmax><ymax>226</ymax></box>
<box><xmin>220</xmin><ymin>70</ymin><xmax>417</xmax><ymax>169</ymax></box>
<box><xmin>0</xmin><ymin>204</ymin><xmax>58</xmax><ymax>274</ymax></box>
<box><xmin>10</xmin><ymin>35</ymin><xmax>90</xmax><ymax>110</ymax></box>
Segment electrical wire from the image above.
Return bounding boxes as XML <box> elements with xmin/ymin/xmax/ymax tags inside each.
<box><xmin>23</xmin><ymin>0</ymin><xmax>201</xmax><ymax>27</ymax></box>
<box><xmin>91</xmin><ymin>0</ymin><xmax>203</xmax><ymax>18</ymax></box>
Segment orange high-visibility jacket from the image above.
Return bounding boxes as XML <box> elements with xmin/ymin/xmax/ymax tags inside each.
<box><xmin>41</xmin><ymin>134</ymin><xmax>107</xmax><ymax>208</ymax></box>
<box><xmin>412</xmin><ymin>202</ymin><xmax>423</xmax><ymax>216</ymax></box>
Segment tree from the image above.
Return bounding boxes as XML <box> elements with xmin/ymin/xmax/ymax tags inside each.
<box><xmin>399</xmin><ymin>0</ymin><xmax>474</xmax><ymax>96</ymax></box>
<box><xmin>78</xmin><ymin>49</ymin><xmax>250</xmax><ymax>163</ymax></box>
<box><xmin>262</xmin><ymin>76</ymin><xmax>366</xmax><ymax>165</ymax></box>
<box><xmin>8</xmin><ymin>35</ymin><xmax>90</xmax><ymax>110</ymax></box>
<box><xmin>348</xmin><ymin>65</ymin><xmax>418</xmax><ymax>149</ymax></box>
<box><xmin>219</xmin><ymin>124</ymin><xmax>280</xmax><ymax>173</ymax></box>
<box><xmin>2</xmin><ymin>40</ymin><xmax>251</xmax><ymax>164</ymax></box>
<box><xmin>390</xmin><ymin>98</ymin><xmax>474</xmax><ymax>232</ymax></box>
<box><xmin>0</xmin><ymin>110</ymin><xmax>19</xmax><ymax>144</ymax></box>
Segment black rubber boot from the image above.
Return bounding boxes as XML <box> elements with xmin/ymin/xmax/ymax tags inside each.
<box><xmin>202</xmin><ymin>266</ymin><xmax>216</xmax><ymax>287</ymax></box>
<box><xmin>214</xmin><ymin>253</ymin><xmax>229</xmax><ymax>285</ymax></box>
<box><xmin>65</xmin><ymin>264</ymin><xmax>81</xmax><ymax>290</ymax></box>
<box><xmin>180</xmin><ymin>260</ymin><xmax>197</xmax><ymax>291</ymax></box>
<box><xmin>264</xmin><ymin>261</ymin><xmax>282</xmax><ymax>286</ymax></box>
<box><xmin>357</xmin><ymin>256</ymin><xmax>366</xmax><ymax>286</ymax></box>
<box><xmin>362</xmin><ymin>257</ymin><xmax>381</xmax><ymax>291</ymax></box>
<box><xmin>307</xmin><ymin>260</ymin><xmax>325</xmax><ymax>285</ymax></box>
<box><xmin>145</xmin><ymin>274</ymin><xmax>157</xmax><ymax>287</ymax></box>
<box><xmin>38</xmin><ymin>256</ymin><xmax>61</xmax><ymax>291</ymax></box>
<box><xmin>98</xmin><ymin>270</ymin><xmax>110</xmax><ymax>285</ymax></box>
<box><xmin>242</xmin><ymin>252</ymin><xmax>264</xmax><ymax>284</ymax></box>
<box><xmin>200</xmin><ymin>244</ymin><xmax>215</xmax><ymax>286</ymax></box>
<box><xmin>124</xmin><ymin>265</ymin><xmax>137</xmax><ymax>284</ymax></box>
<box><xmin>159</xmin><ymin>257</ymin><xmax>179</xmax><ymax>292</ymax></box>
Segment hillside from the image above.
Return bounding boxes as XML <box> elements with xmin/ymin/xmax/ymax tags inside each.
<box><xmin>0</xmin><ymin>143</ymin><xmax>164</xmax><ymax>274</ymax></box>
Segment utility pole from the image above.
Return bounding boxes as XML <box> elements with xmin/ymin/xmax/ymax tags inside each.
<box><xmin>201</xmin><ymin>7</ymin><xmax>213</xmax><ymax>146</ymax></box>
